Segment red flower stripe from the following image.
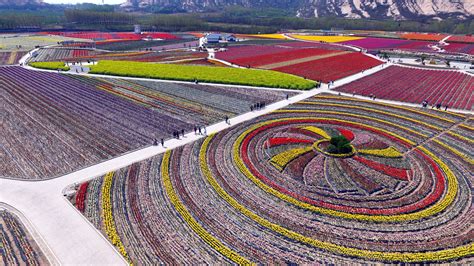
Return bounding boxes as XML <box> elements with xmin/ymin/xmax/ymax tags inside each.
<box><xmin>267</xmin><ymin>137</ymin><xmax>313</xmax><ymax>148</ymax></box>
<box><xmin>75</xmin><ymin>181</ymin><xmax>89</xmax><ymax>213</ymax></box>
<box><xmin>353</xmin><ymin>156</ymin><xmax>408</xmax><ymax>181</ymax></box>
<box><xmin>337</xmin><ymin>128</ymin><xmax>355</xmax><ymax>141</ymax></box>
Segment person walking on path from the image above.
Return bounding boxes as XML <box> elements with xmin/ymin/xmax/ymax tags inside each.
<box><xmin>161</xmin><ymin>138</ymin><xmax>164</xmax><ymax>147</ymax></box>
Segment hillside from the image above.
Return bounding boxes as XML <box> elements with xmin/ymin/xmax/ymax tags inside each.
<box><xmin>122</xmin><ymin>0</ymin><xmax>473</xmax><ymax>20</ymax></box>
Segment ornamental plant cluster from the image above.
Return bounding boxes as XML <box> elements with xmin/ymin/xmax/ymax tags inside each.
<box><xmin>327</xmin><ymin>135</ymin><xmax>352</xmax><ymax>154</ymax></box>
<box><xmin>70</xmin><ymin>94</ymin><xmax>473</xmax><ymax>264</ymax></box>
<box><xmin>1</xmin><ymin>66</ymin><xmax>292</xmax><ymax>179</ymax></box>
<box><xmin>89</xmin><ymin>60</ymin><xmax>316</xmax><ymax>90</ymax></box>
<box><xmin>0</xmin><ymin>210</ymin><xmax>49</xmax><ymax>265</ymax></box>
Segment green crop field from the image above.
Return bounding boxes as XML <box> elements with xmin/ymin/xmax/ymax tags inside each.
<box><xmin>29</xmin><ymin>61</ymin><xmax>70</xmax><ymax>71</ymax></box>
<box><xmin>89</xmin><ymin>60</ymin><xmax>316</xmax><ymax>90</ymax></box>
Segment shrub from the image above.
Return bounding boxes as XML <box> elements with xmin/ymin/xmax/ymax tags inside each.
<box><xmin>328</xmin><ymin>135</ymin><xmax>352</xmax><ymax>154</ymax></box>
<box><xmin>29</xmin><ymin>61</ymin><xmax>70</xmax><ymax>71</ymax></box>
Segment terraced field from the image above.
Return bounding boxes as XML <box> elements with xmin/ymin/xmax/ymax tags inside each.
<box><xmin>70</xmin><ymin>94</ymin><xmax>473</xmax><ymax>264</ymax></box>
<box><xmin>1</xmin><ymin>66</ymin><xmax>294</xmax><ymax>179</ymax></box>
<box><xmin>0</xmin><ymin>210</ymin><xmax>49</xmax><ymax>265</ymax></box>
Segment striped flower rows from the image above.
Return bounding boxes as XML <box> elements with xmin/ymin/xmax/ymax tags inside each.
<box><xmin>0</xmin><ymin>210</ymin><xmax>49</xmax><ymax>265</ymax></box>
<box><xmin>70</xmin><ymin>95</ymin><xmax>473</xmax><ymax>264</ymax></box>
<box><xmin>1</xmin><ymin>66</ymin><xmax>292</xmax><ymax>180</ymax></box>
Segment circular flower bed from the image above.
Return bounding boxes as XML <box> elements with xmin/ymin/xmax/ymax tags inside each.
<box><xmin>71</xmin><ymin>95</ymin><xmax>473</xmax><ymax>264</ymax></box>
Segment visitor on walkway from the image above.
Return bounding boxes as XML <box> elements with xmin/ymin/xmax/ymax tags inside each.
<box><xmin>225</xmin><ymin>116</ymin><xmax>229</xmax><ymax>124</ymax></box>
<box><xmin>181</xmin><ymin>129</ymin><xmax>185</xmax><ymax>137</ymax></box>
<box><xmin>153</xmin><ymin>138</ymin><xmax>158</xmax><ymax>146</ymax></box>
<box><xmin>161</xmin><ymin>138</ymin><xmax>164</xmax><ymax>147</ymax></box>
<box><xmin>445</xmin><ymin>105</ymin><xmax>448</xmax><ymax>111</ymax></box>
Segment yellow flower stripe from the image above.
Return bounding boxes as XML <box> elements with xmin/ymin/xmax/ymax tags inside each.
<box><xmin>101</xmin><ymin>172</ymin><xmax>132</xmax><ymax>264</ymax></box>
<box><xmin>300</xmin><ymin>125</ymin><xmax>331</xmax><ymax>139</ymax></box>
<box><xmin>433</xmin><ymin>139</ymin><xmax>474</xmax><ymax>165</ymax></box>
<box><xmin>270</xmin><ymin>147</ymin><xmax>313</xmax><ymax>171</ymax></box>
<box><xmin>298</xmin><ymin>101</ymin><xmax>441</xmax><ymax>131</ymax></box>
<box><xmin>247</xmin><ymin>34</ymin><xmax>288</xmax><ymax>40</ymax></box>
<box><xmin>233</xmin><ymin>117</ymin><xmax>457</xmax><ymax>222</ymax></box>
<box><xmin>161</xmin><ymin>151</ymin><xmax>253</xmax><ymax>265</ymax></box>
<box><xmin>458</xmin><ymin>123</ymin><xmax>473</xmax><ymax>131</ymax></box>
<box><xmin>289</xmin><ymin>34</ymin><xmax>363</xmax><ymax>43</ymax></box>
<box><xmin>446</xmin><ymin>131</ymin><xmax>474</xmax><ymax>145</ymax></box>
<box><xmin>313</xmin><ymin>95</ymin><xmax>463</xmax><ymax>122</ymax></box>
<box><xmin>358</xmin><ymin>146</ymin><xmax>403</xmax><ymax>158</ymax></box>
<box><xmin>201</xmin><ymin>134</ymin><xmax>473</xmax><ymax>262</ymax></box>
<box><xmin>273</xmin><ymin>109</ymin><xmax>426</xmax><ymax>139</ymax></box>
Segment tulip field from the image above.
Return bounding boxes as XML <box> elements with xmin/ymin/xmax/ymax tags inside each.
<box><xmin>29</xmin><ymin>48</ymin><xmax>97</xmax><ymax>62</ymax></box>
<box><xmin>216</xmin><ymin>44</ymin><xmax>383</xmax><ymax>82</ymax></box>
<box><xmin>0</xmin><ymin>51</ymin><xmax>27</xmax><ymax>65</ymax></box>
<box><xmin>336</xmin><ymin>66</ymin><xmax>474</xmax><ymax>110</ymax></box>
<box><xmin>70</xmin><ymin>94</ymin><xmax>473</xmax><ymax>264</ymax></box>
<box><xmin>1</xmin><ymin>66</ymin><xmax>294</xmax><ymax>179</ymax></box>
<box><xmin>89</xmin><ymin>60</ymin><xmax>316</xmax><ymax>89</ymax></box>
<box><xmin>40</xmin><ymin>31</ymin><xmax>179</xmax><ymax>42</ymax></box>
<box><xmin>0</xmin><ymin>210</ymin><xmax>49</xmax><ymax>265</ymax></box>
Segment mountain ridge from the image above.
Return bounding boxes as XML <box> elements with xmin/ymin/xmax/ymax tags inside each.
<box><xmin>121</xmin><ymin>0</ymin><xmax>473</xmax><ymax>20</ymax></box>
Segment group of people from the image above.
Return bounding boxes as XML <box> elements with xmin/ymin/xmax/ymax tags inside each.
<box><xmin>250</xmin><ymin>102</ymin><xmax>266</xmax><ymax>111</ymax></box>
<box><xmin>152</xmin><ymin>115</ymin><xmax>232</xmax><ymax>148</ymax></box>
<box><xmin>421</xmin><ymin>100</ymin><xmax>448</xmax><ymax>111</ymax></box>
<box><xmin>194</xmin><ymin>125</ymin><xmax>207</xmax><ymax>135</ymax></box>
<box><xmin>327</xmin><ymin>81</ymin><xmax>335</xmax><ymax>88</ymax></box>
<box><xmin>152</xmin><ymin>138</ymin><xmax>165</xmax><ymax>147</ymax></box>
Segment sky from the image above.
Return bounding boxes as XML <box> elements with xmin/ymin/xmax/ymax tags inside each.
<box><xmin>44</xmin><ymin>0</ymin><xmax>124</xmax><ymax>4</ymax></box>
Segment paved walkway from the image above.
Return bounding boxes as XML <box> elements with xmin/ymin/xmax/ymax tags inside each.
<box><xmin>3</xmin><ymin>46</ymin><xmax>472</xmax><ymax>265</ymax></box>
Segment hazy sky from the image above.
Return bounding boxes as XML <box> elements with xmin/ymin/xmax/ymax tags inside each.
<box><xmin>44</xmin><ymin>0</ymin><xmax>124</xmax><ymax>4</ymax></box>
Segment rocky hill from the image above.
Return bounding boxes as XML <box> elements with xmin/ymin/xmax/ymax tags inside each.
<box><xmin>121</xmin><ymin>0</ymin><xmax>473</xmax><ymax>20</ymax></box>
